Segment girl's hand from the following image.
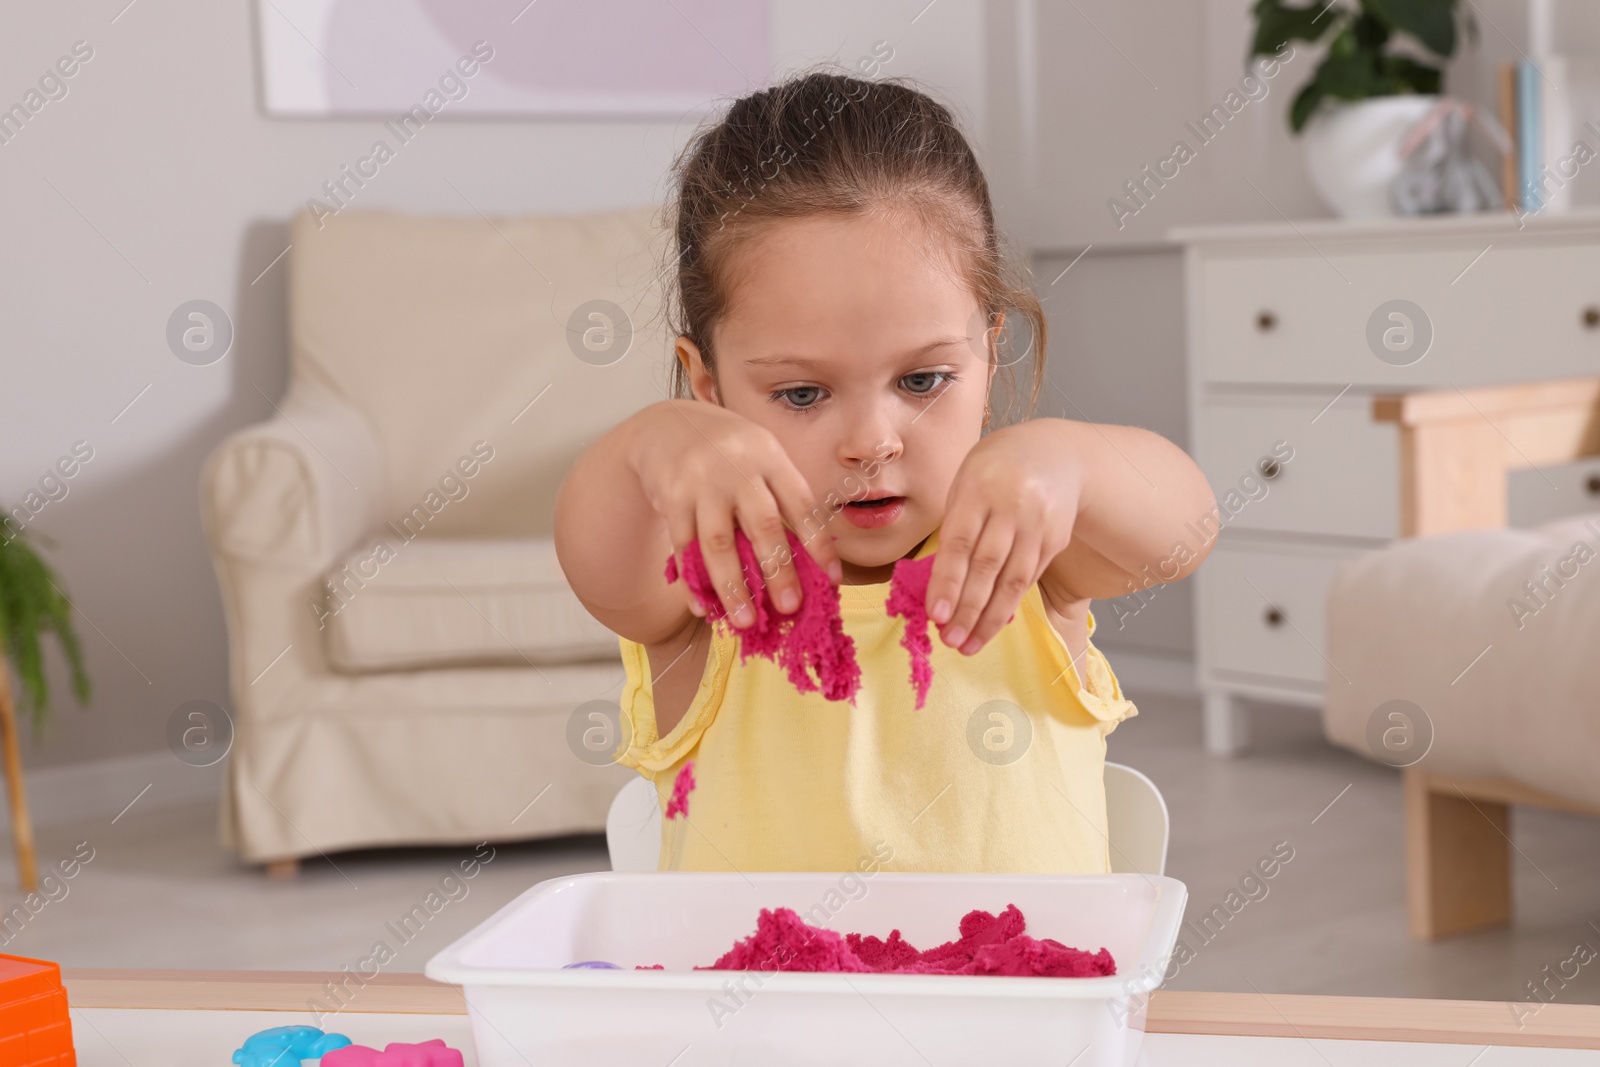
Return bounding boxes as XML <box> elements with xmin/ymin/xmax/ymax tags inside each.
<box><xmin>925</xmin><ymin>424</ymin><xmax>1082</xmax><ymax>655</ymax></box>
<box><xmin>628</xmin><ymin>399</ymin><xmax>843</xmax><ymax>626</ymax></box>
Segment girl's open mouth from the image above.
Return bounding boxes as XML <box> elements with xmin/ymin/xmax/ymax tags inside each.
<box><xmin>842</xmin><ymin>495</ymin><xmax>905</xmax><ymax>529</ymax></box>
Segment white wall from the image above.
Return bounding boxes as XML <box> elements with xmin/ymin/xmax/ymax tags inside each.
<box><xmin>0</xmin><ymin>0</ymin><xmax>982</xmax><ymax>772</ymax></box>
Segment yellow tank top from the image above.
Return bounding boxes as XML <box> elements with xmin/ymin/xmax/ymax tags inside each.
<box><xmin>613</xmin><ymin>527</ymin><xmax>1138</xmax><ymax>873</ymax></box>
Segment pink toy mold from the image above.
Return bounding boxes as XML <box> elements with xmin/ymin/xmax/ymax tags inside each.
<box><xmin>320</xmin><ymin>1038</ymin><xmax>464</xmax><ymax>1067</ymax></box>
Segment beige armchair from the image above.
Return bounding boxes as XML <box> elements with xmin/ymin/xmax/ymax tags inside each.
<box><xmin>201</xmin><ymin>206</ymin><xmax>668</xmax><ymax>870</ymax></box>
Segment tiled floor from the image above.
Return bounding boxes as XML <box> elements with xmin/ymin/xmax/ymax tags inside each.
<box><xmin>7</xmin><ymin>694</ymin><xmax>1599</xmax><ymax>1010</ymax></box>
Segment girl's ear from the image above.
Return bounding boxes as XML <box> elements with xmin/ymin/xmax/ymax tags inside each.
<box><xmin>987</xmin><ymin>309</ymin><xmax>1006</xmax><ymax>389</ymax></box>
<box><xmin>676</xmin><ymin>336</ymin><xmax>721</xmax><ymax>404</ymax></box>
<box><xmin>965</xmin><ymin>308</ymin><xmax>1001</xmax><ymax>430</ymax></box>
<box><xmin>982</xmin><ymin>309</ymin><xmax>1010</xmax><ymax>430</ymax></box>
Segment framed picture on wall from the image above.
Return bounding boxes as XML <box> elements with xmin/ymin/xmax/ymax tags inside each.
<box><xmin>256</xmin><ymin>0</ymin><xmax>770</xmax><ymax>118</ymax></box>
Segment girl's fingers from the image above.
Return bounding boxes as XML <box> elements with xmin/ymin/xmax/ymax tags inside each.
<box><xmin>734</xmin><ymin>487</ymin><xmax>800</xmax><ymax>616</ymax></box>
<box><xmin>664</xmin><ymin>507</ymin><xmax>705</xmax><ymax>616</ymax></box>
<box><xmin>696</xmin><ymin>499</ymin><xmax>754</xmax><ymax>627</ymax></box>
<box><xmin>939</xmin><ymin>516</ymin><xmax>1015</xmax><ymax>653</ymax></box>
<box><xmin>765</xmin><ymin>459</ymin><xmax>842</xmax><ymax>586</ymax></box>
<box><xmin>959</xmin><ymin>525</ymin><xmax>1043</xmax><ymax>654</ymax></box>
<box><xmin>925</xmin><ymin>495</ymin><xmax>986</xmax><ymax>631</ymax></box>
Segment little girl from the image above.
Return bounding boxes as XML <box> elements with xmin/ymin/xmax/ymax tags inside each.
<box><xmin>554</xmin><ymin>71</ymin><xmax>1214</xmax><ymax>874</ymax></box>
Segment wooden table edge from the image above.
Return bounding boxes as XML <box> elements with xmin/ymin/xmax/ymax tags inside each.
<box><xmin>60</xmin><ymin>971</ymin><xmax>1600</xmax><ymax>1050</ymax></box>
<box><xmin>1150</xmin><ymin>990</ymin><xmax>1600</xmax><ymax>1049</ymax></box>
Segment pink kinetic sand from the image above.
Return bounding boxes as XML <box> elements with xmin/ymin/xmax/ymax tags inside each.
<box><xmin>668</xmin><ymin>531</ymin><xmax>1017</xmax><ymax>710</ymax></box>
<box><xmin>885</xmin><ymin>554</ymin><xmax>936</xmax><ymax>710</ymax></box>
<box><xmin>321</xmin><ymin>1039</ymin><xmax>463</xmax><ymax>1067</ymax></box>
<box><xmin>666</xmin><ymin>529</ymin><xmax>861</xmax><ymax>703</ymax></box>
<box><xmin>666</xmin><ymin>761</ymin><xmax>696</xmax><ymax>819</ymax></box>
<box><xmin>656</xmin><ymin>903</ymin><xmax>1113</xmax><ymax>978</ymax></box>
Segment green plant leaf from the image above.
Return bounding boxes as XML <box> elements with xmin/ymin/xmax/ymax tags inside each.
<box><xmin>0</xmin><ymin>533</ymin><xmax>91</xmax><ymax>735</ymax></box>
<box><xmin>1364</xmin><ymin>0</ymin><xmax>1457</xmax><ymax>56</ymax></box>
<box><xmin>1382</xmin><ymin>54</ymin><xmax>1443</xmax><ymax>94</ymax></box>
<box><xmin>1250</xmin><ymin>0</ymin><xmax>1343</xmax><ymax>57</ymax></box>
<box><xmin>1290</xmin><ymin>80</ymin><xmax>1327</xmax><ymax>131</ymax></box>
<box><xmin>1351</xmin><ymin>10</ymin><xmax>1392</xmax><ymax>49</ymax></box>
<box><xmin>1316</xmin><ymin>48</ymin><xmax>1391</xmax><ymax>100</ymax></box>
<box><xmin>1325</xmin><ymin>20</ymin><xmax>1359</xmax><ymax>58</ymax></box>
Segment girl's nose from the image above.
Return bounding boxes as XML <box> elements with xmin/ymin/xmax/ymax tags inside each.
<box><xmin>838</xmin><ymin>415</ymin><xmax>903</xmax><ymax>472</ymax></box>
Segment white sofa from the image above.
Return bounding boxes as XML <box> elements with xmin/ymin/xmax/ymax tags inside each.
<box><xmin>200</xmin><ymin>206</ymin><xmax>668</xmax><ymax>868</ymax></box>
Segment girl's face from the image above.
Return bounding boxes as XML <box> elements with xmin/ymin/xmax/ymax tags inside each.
<box><xmin>678</xmin><ymin>210</ymin><xmax>993</xmax><ymax>584</ymax></box>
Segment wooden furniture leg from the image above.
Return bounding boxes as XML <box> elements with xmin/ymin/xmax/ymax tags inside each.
<box><xmin>1405</xmin><ymin>769</ymin><xmax>1511</xmax><ymax>939</ymax></box>
<box><xmin>0</xmin><ymin>668</ymin><xmax>39</xmax><ymax>893</ymax></box>
<box><xmin>265</xmin><ymin>858</ymin><xmax>301</xmax><ymax>879</ymax></box>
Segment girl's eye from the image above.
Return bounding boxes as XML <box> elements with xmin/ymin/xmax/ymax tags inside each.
<box><xmin>902</xmin><ymin>371</ymin><xmax>955</xmax><ymax>395</ymax></box>
<box><xmin>773</xmin><ymin>385</ymin><xmax>825</xmax><ymax>411</ymax></box>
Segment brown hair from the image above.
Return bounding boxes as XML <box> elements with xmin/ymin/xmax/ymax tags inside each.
<box><xmin>664</xmin><ymin>69</ymin><xmax>1046</xmax><ymax>425</ymax></box>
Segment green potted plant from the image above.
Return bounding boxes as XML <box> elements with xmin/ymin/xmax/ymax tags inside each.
<box><xmin>0</xmin><ymin>529</ymin><xmax>90</xmax><ymax>891</ymax></box>
<box><xmin>1250</xmin><ymin>0</ymin><xmax>1476</xmax><ymax>216</ymax></box>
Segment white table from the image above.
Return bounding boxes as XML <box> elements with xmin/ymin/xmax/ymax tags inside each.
<box><xmin>63</xmin><ymin>970</ymin><xmax>1600</xmax><ymax>1066</ymax></box>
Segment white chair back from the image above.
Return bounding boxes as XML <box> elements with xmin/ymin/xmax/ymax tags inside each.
<box><xmin>1103</xmin><ymin>761</ymin><xmax>1170</xmax><ymax>876</ymax></box>
<box><xmin>605</xmin><ymin>775</ymin><xmax>663</xmax><ymax>872</ymax></box>
<box><xmin>605</xmin><ymin>761</ymin><xmax>1170</xmax><ymax>875</ymax></box>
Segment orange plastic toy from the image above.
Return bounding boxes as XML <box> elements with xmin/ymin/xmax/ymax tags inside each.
<box><xmin>0</xmin><ymin>953</ymin><xmax>74</xmax><ymax>1065</ymax></box>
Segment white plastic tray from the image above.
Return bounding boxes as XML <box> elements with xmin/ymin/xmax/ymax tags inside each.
<box><xmin>426</xmin><ymin>871</ymin><xmax>1188</xmax><ymax>1067</ymax></box>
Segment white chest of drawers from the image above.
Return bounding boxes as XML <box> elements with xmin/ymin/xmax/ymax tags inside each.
<box><xmin>1170</xmin><ymin>209</ymin><xmax>1600</xmax><ymax>754</ymax></box>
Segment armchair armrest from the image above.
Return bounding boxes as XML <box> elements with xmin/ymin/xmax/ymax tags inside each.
<box><xmin>201</xmin><ymin>385</ymin><xmax>385</xmax><ymax>570</ymax></box>
<box><xmin>1373</xmin><ymin>376</ymin><xmax>1600</xmax><ymax>537</ymax></box>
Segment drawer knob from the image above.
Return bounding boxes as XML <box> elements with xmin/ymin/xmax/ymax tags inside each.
<box><xmin>1585</xmin><ymin>306</ymin><xmax>1600</xmax><ymax>330</ymax></box>
<box><xmin>1587</xmin><ymin>473</ymin><xmax>1600</xmax><ymax>496</ymax></box>
<box><xmin>1264</xmin><ymin>606</ymin><xmax>1285</xmax><ymax>628</ymax></box>
<box><xmin>1258</xmin><ymin>458</ymin><xmax>1282</xmax><ymax>481</ymax></box>
<box><xmin>1256</xmin><ymin>311</ymin><xmax>1277</xmax><ymax>332</ymax></box>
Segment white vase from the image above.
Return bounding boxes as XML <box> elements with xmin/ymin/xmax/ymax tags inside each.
<box><xmin>1302</xmin><ymin>95</ymin><xmax>1441</xmax><ymax>218</ymax></box>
